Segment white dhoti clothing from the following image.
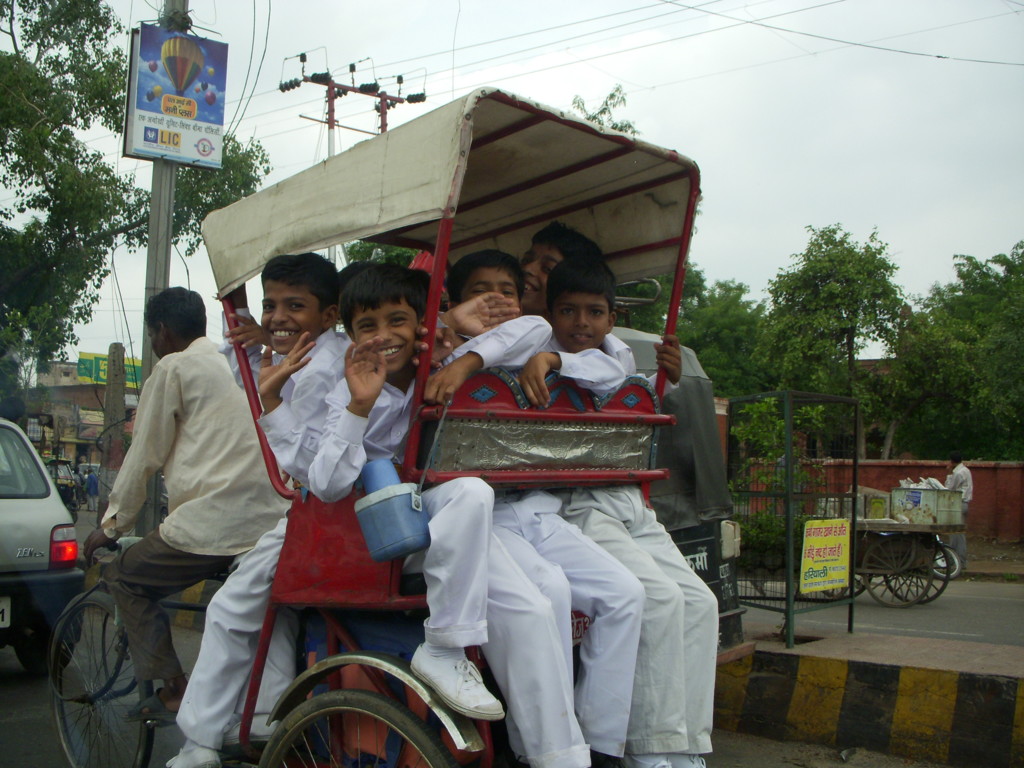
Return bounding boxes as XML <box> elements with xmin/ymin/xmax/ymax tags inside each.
<box><xmin>559</xmin><ymin>485</ymin><xmax>718</xmax><ymax>756</ymax></box>
<box><xmin>176</xmin><ymin>516</ymin><xmax>297</xmax><ymax>749</ymax></box>
<box><xmin>494</xmin><ymin>491</ymin><xmax>644</xmax><ymax>758</ymax></box>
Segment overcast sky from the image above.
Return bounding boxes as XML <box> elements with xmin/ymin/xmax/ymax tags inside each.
<box><xmin>72</xmin><ymin>0</ymin><xmax>1023</xmax><ymax>361</ymax></box>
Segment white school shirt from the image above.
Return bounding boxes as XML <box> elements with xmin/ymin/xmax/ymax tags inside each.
<box><xmin>101</xmin><ymin>338</ymin><xmax>290</xmax><ymax>555</ymax></box>
<box><xmin>257</xmin><ymin>330</ymin><xmax>350</xmax><ymax>484</ymax></box>
<box><xmin>219</xmin><ymin>308</ymin><xmax>351</xmax><ymax>407</ymax></box>
<box><xmin>308</xmin><ymin>315</ymin><xmax>551</xmax><ymax>502</ymax></box>
<box><xmin>550</xmin><ymin>333</ymin><xmax>676</xmax><ymax>395</ymax></box>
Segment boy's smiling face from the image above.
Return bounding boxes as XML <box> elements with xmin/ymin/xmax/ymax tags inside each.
<box><xmin>520</xmin><ymin>243</ymin><xmax>563</xmax><ymax>316</ymax></box>
<box><xmin>349</xmin><ymin>299</ymin><xmax>420</xmax><ymax>386</ymax></box>
<box><xmin>261</xmin><ymin>279</ymin><xmax>338</xmax><ymax>355</ymax></box>
<box><xmin>459</xmin><ymin>266</ymin><xmax>521</xmax><ymax>307</ymax></box>
<box><xmin>550</xmin><ymin>291</ymin><xmax>616</xmax><ymax>353</ymax></box>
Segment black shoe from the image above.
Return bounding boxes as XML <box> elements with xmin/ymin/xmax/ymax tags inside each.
<box><xmin>590</xmin><ymin>751</ymin><xmax>625</xmax><ymax>768</ymax></box>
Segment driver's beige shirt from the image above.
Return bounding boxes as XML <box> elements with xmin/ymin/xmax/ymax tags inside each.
<box><xmin>102</xmin><ymin>337</ymin><xmax>289</xmax><ymax>555</ymax></box>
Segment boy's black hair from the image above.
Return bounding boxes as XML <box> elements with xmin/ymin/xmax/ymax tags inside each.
<box><xmin>531</xmin><ymin>221</ymin><xmax>602</xmax><ymax>263</ymax></box>
<box><xmin>446</xmin><ymin>249</ymin><xmax>525</xmax><ymax>304</ymax></box>
<box><xmin>546</xmin><ymin>256</ymin><xmax>617</xmax><ymax>313</ymax></box>
<box><xmin>338</xmin><ymin>260</ymin><xmax>374</xmax><ymax>295</ymax></box>
<box><xmin>949</xmin><ymin>451</ymin><xmax>963</xmax><ymax>465</ymax></box>
<box><xmin>145</xmin><ymin>287</ymin><xmax>206</xmax><ymax>341</ymax></box>
<box><xmin>340</xmin><ymin>263</ymin><xmax>430</xmax><ymax>332</ymax></box>
<box><xmin>261</xmin><ymin>252</ymin><xmax>340</xmax><ymax>311</ymax></box>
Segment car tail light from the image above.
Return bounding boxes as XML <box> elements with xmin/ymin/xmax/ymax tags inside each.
<box><xmin>50</xmin><ymin>525</ymin><xmax>78</xmax><ymax>569</ymax></box>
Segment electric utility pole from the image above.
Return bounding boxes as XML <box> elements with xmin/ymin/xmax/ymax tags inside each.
<box><xmin>136</xmin><ymin>0</ymin><xmax>189</xmax><ymax>534</ymax></box>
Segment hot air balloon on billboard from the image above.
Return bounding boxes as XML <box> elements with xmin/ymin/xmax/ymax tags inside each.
<box><xmin>161</xmin><ymin>35</ymin><xmax>204</xmax><ymax>95</ymax></box>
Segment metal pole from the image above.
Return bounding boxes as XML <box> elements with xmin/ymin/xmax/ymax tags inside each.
<box><xmin>137</xmin><ymin>0</ymin><xmax>188</xmax><ymax>534</ymax></box>
<box><xmin>326</xmin><ymin>82</ymin><xmax>341</xmax><ymax>268</ymax></box>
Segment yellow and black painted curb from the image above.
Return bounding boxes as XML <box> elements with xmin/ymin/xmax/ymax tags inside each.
<box><xmin>716</xmin><ymin>651</ymin><xmax>1024</xmax><ymax>768</ymax></box>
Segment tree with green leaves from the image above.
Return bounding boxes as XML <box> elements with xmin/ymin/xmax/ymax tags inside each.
<box><xmin>0</xmin><ymin>1</ymin><xmax>271</xmax><ymax>406</ymax></box>
<box><xmin>756</xmin><ymin>224</ymin><xmax>904</xmax><ymax>457</ymax></box>
<box><xmin>571</xmin><ymin>84</ymin><xmax>637</xmax><ymax>137</ymax></box>
<box><xmin>885</xmin><ymin>240</ymin><xmax>1024</xmax><ymax>460</ymax></box>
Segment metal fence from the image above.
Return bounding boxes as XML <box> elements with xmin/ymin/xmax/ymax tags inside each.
<box><xmin>728</xmin><ymin>390</ymin><xmax>859</xmax><ymax>647</ymax></box>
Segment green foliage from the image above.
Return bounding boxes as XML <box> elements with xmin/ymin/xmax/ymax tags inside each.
<box><xmin>0</xmin><ymin>2</ymin><xmax>271</xmax><ymax>399</ymax></box>
<box><xmin>757</xmin><ymin>224</ymin><xmax>904</xmax><ymax>397</ymax></box>
<box><xmin>885</xmin><ymin>240</ymin><xmax>1024</xmax><ymax>459</ymax></box>
<box><xmin>677</xmin><ymin>279</ymin><xmax>769</xmax><ymax>397</ymax></box>
<box><xmin>343</xmin><ymin>241</ymin><xmax>417</xmax><ymax>266</ymax></box>
<box><xmin>570</xmin><ymin>84</ymin><xmax>638</xmax><ymax>137</ymax></box>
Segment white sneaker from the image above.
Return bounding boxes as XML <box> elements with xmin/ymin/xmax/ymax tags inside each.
<box><xmin>624</xmin><ymin>755</ymin><xmax>672</xmax><ymax>768</ymax></box>
<box><xmin>410</xmin><ymin>645</ymin><xmax>505</xmax><ymax>720</ymax></box>
<box><xmin>166</xmin><ymin>745</ymin><xmax>220</xmax><ymax>768</ymax></box>
<box><xmin>222</xmin><ymin>715</ymin><xmax>278</xmax><ymax>746</ymax></box>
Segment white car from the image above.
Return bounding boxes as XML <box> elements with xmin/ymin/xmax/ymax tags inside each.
<box><xmin>0</xmin><ymin>418</ymin><xmax>84</xmax><ymax>673</ymax></box>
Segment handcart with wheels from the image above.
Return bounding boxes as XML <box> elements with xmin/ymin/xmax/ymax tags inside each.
<box><xmin>50</xmin><ymin>87</ymin><xmax>708</xmax><ymax>768</ymax></box>
<box><xmin>855</xmin><ymin>519</ymin><xmax>965</xmax><ymax>607</ymax></box>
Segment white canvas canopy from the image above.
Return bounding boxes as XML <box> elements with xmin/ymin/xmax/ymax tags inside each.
<box><xmin>203</xmin><ymin>88</ymin><xmax>700</xmax><ymax>296</ymax></box>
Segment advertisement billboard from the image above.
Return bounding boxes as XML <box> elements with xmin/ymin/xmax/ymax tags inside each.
<box><xmin>123</xmin><ymin>23</ymin><xmax>229</xmax><ymax>168</ymax></box>
<box><xmin>77</xmin><ymin>353</ymin><xmax>143</xmax><ymax>388</ymax></box>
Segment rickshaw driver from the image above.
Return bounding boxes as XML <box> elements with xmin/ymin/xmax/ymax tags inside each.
<box><xmin>520</xmin><ymin>255</ymin><xmax>718</xmax><ymax>768</ymax></box>
<box><xmin>82</xmin><ymin>288</ymin><xmax>289</xmax><ymax>723</ymax></box>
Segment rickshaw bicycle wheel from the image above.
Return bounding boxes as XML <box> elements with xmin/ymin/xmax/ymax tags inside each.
<box><xmin>860</xmin><ymin>535</ymin><xmax>932</xmax><ymax>607</ymax></box>
<box><xmin>258</xmin><ymin>688</ymin><xmax>459</xmax><ymax>768</ymax></box>
<box><xmin>49</xmin><ymin>590</ymin><xmax>155</xmax><ymax>768</ymax></box>
<box><xmin>919</xmin><ymin>543</ymin><xmax>958</xmax><ymax>604</ymax></box>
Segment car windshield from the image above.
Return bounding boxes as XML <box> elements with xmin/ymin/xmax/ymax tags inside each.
<box><xmin>0</xmin><ymin>426</ymin><xmax>50</xmax><ymax>498</ymax></box>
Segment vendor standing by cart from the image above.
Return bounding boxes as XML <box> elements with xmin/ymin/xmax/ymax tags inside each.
<box><xmin>945</xmin><ymin>451</ymin><xmax>973</xmax><ymax>569</ymax></box>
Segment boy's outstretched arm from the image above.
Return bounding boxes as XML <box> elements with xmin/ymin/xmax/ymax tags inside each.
<box><xmin>655</xmin><ymin>334</ymin><xmax>682</xmax><ymax>385</ymax></box>
<box><xmin>424</xmin><ymin>352</ymin><xmax>483</xmax><ymax>405</ymax></box>
<box><xmin>258</xmin><ymin>332</ymin><xmax>314</xmax><ymax>414</ymax></box>
<box><xmin>442</xmin><ymin>292</ymin><xmax>520</xmax><ymax>336</ymax></box>
<box><xmin>519</xmin><ymin>352</ymin><xmax>561</xmax><ymax>407</ymax></box>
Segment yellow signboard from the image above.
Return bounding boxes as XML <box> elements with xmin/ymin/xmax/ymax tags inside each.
<box><xmin>799</xmin><ymin>519</ymin><xmax>852</xmax><ymax>593</ymax></box>
<box><xmin>77</xmin><ymin>353</ymin><xmax>142</xmax><ymax>387</ymax></box>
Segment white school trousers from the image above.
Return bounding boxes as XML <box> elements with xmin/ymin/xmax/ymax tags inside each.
<box><xmin>176</xmin><ymin>516</ymin><xmax>298</xmax><ymax>749</ymax></box>
<box><xmin>493</xmin><ymin>491</ymin><xmax>644</xmax><ymax>758</ymax></box>
<box><xmin>558</xmin><ymin>486</ymin><xmax>719</xmax><ymax>756</ymax></box>
<box><xmin>482</xmin><ymin>531</ymin><xmax>591</xmax><ymax>768</ymax></box>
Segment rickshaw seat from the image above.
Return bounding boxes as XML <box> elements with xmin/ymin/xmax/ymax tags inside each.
<box><xmin>271</xmin><ymin>490</ymin><xmax>427</xmax><ymax>611</ymax></box>
<box><xmin>414</xmin><ymin>368</ymin><xmax>674</xmax><ymax>487</ymax></box>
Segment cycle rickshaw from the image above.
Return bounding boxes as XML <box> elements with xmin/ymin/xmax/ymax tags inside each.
<box><xmin>48</xmin><ymin>88</ymin><xmax>702</xmax><ymax>768</ymax></box>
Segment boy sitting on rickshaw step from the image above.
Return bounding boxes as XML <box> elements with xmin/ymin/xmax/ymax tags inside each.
<box><xmin>299</xmin><ymin>262</ymin><xmax>597</xmax><ymax>768</ymax></box>
<box><xmin>171</xmin><ymin>253</ymin><xmax>347</xmax><ymax>768</ymax></box>
<box><xmin>520</xmin><ymin>254</ymin><xmax>719</xmax><ymax>768</ymax></box>
<box><xmin>446</xmin><ymin>250</ymin><xmax>645</xmax><ymax>768</ymax></box>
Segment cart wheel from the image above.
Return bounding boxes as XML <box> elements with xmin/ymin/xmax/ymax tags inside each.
<box><xmin>919</xmin><ymin>543</ymin><xmax>958</xmax><ymax>604</ymax></box>
<box><xmin>49</xmin><ymin>591</ymin><xmax>155</xmax><ymax>768</ymax></box>
<box><xmin>860</xmin><ymin>536</ymin><xmax>932</xmax><ymax>608</ymax></box>
<box><xmin>258</xmin><ymin>688</ymin><xmax>459</xmax><ymax>768</ymax></box>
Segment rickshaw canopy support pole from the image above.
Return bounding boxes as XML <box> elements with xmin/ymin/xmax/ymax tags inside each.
<box><xmin>221</xmin><ymin>296</ymin><xmax>295</xmax><ymax>500</ymax></box>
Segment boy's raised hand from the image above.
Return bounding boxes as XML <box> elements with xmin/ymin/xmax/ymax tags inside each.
<box><xmin>345</xmin><ymin>337</ymin><xmax>387</xmax><ymax>417</ymax></box>
<box><xmin>226</xmin><ymin>312</ymin><xmax>272</xmax><ymax>349</ymax></box>
<box><xmin>258</xmin><ymin>333</ymin><xmax>314</xmax><ymax>414</ymax></box>
<box><xmin>655</xmin><ymin>334</ymin><xmax>682</xmax><ymax>384</ymax></box>
<box><xmin>442</xmin><ymin>292</ymin><xmax>520</xmax><ymax>337</ymax></box>
<box><xmin>424</xmin><ymin>352</ymin><xmax>483</xmax><ymax>405</ymax></box>
<box><xmin>519</xmin><ymin>351</ymin><xmax>562</xmax><ymax>407</ymax></box>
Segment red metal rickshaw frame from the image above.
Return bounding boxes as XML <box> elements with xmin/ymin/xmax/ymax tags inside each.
<box><xmin>204</xmin><ymin>87</ymin><xmax>701</xmax><ymax>765</ymax></box>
